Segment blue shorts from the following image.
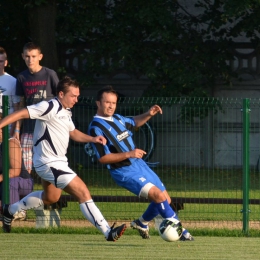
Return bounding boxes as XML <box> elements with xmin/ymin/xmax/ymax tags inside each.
<box><xmin>110</xmin><ymin>159</ymin><xmax>166</xmax><ymax>196</ymax></box>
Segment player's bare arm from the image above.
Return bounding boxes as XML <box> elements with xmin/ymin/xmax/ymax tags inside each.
<box><xmin>0</xmin><ymin>138</ymin><xmax>21</xmax><ymax>182</ymax></box>
<box><xmin>133</xmin><ymin>105</ymin><xmax>162</xmax><ymax>127</ymax></box>
<box><xmin>0</xmin><ymin>108</ymin><xmax>29</xmax><ymax>129</ymax></box>
<box><xmin>70</xmin><ymin>128</ymin><xmax>106</xmax><ymax>145</ymax></box>
<box><xmin>99</xmin><ymin>148</ymin><xmax>147</xmax><ymax>164</ymax></box>
<box><xmin>10</xmin><ymin>101</ymin><xmax>21</xmax><ymax>136</ymax></box>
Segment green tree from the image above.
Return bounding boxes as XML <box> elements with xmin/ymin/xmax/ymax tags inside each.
<box><xmin>1</xmin><ymin>0</ymin><xmax>260</xmax><ymax>96</ymax></box>
<box><xmin>0</xmin><ymin>0</ymin><xmax>58</xmax><ymax>71</ymax></box>
<box><xmin>26</xmin><ymin>0</ymin><xmax>58</xmax><ymax>70</ymax></box>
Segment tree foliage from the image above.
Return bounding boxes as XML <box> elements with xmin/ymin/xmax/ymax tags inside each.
<box><xmin>1</xmin><ymin>0</ymin><xmax>260</xmax><ymax>97</ymax></box>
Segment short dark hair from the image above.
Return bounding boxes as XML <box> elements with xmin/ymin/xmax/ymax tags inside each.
<box><xmin>23</xmin><ymin>42</ymin><xmax>42</xmax><ymax>53</ymax></box>
<box><xmin>96</xmin><ymin>85</ymin><xmax>118</xmax><ymax>101</ymax></box>
<box><xmin>0</xmin><ymin>47</ymin><xmax>7</xmax><ymax>59</ymax></box>
<box><xmin>57</xmin><ymin>76</ymin><xmax>79</xmax><ymax>95</ymax></box>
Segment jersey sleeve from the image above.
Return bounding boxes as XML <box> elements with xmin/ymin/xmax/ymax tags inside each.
<box><xmin>15</xmin><ymin>75</ymin><xmax>24</xmax><ymax>96</ymax></box>
<box><xmin>116</xmin><ymin>114</ymin><xmax>136</xmax><ymax>132</ymax></box>
<box><xmin>49</xmin><ymin>70</ymin><xmax>59</xmax><ymax>96</ymax></box>
<box><xmin>88</xmin><ymin>126</ymin><xmax>110</xmax><ymax>159</ymax></box>
<box><xmin>27</xmin><ymin>100</ymin><xmax>55</xmax><ymax>121</ymax></box>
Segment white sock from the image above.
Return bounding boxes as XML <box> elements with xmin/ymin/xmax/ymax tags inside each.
<box><xmin>9</xmin><ymin>191</ymin><xmax>44</xmax><ymax>215</ymax></box>
<box><xmin>80</xmin><ymin>200</ymin><xmax>110</xmax><ymax>238</ymax></box>
<box><xmin>182</xmin><ymin>228</ymin><xmax>190</xmax><ymax>237</ymax></box>
<box><xmin>139</xmin><ymin>216</ymin><xmax>149</xmax><ymax>226</ymax></box>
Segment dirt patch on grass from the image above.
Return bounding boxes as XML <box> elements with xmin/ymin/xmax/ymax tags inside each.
<box><xmin>12</xmin><ymin>219</ymin><xmax>260</xmax><ymax>230</ymax></box>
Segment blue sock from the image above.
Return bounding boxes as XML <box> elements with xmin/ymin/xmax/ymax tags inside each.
<box><xmin>156</xmin><ymin>200</ymin><xmax>178</xmax><ymax>220</ymax></box>
<box><xmin>142</xmin><ymin>200</ymin><xmax>178</xmax><ymax>222</ymax></box>
<box><xmin>182</xmin><ymin>229</ymin><xmax>188</xmax><ymax>235</ymax></box>
<box><xmin>142</xmin><ymin>202</ymin><xmax>160</xmax><ymax>222</ymax></box>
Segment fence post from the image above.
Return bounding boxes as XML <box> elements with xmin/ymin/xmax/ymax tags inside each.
<box><xmin>242</xmin><ymin>98</ymin><xmax>250</xmax><ymax>234</ymax></box>
<box><xmin>2</xmin><ymin>95</ymin><xmax>10</xmax><ymax>205</ymax></box>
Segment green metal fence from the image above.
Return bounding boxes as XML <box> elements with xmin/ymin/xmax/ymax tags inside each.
<box><xmin>2</xmin><ymin>96</ymin><xmax>260</xmax><ymax>232</ymax></box>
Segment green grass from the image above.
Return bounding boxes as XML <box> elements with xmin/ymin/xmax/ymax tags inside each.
<box><xmin>2</xmin><ymin>226</ymin><xmax>260</xmax><ymax>237</ymax></box>
<box><xmin>1</xmin><ymin>232</ymin><xmax>260</xmax><ymax>260</ymax></box>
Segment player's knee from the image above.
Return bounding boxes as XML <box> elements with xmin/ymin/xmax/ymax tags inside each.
<box><xmin>42</xmin><ymin>194</ymin><xmax>60</xmax><ymax>204</ymax></box>
<box><xmin>139</xmin><ymin>183</ymin><xmax>155</xmax><ymax>199</ymax></box>
<box><xmin>147</xmin><ymin>186</ymin><xmax>166</xmax><ymax>202</ymax></box>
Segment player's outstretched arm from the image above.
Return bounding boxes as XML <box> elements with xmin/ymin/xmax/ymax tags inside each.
<box><xmin>0</xmin><ymin>108</ymin><xmax>29</xmax><ymax>129</ymax></box>
<box><xmin>70</xmin><ymin>129</ymin><xmax>106</xmax><ymax>145</ymax></box>
<box><xmin>99</xmin><ymin>148</ymin><xmax>146</xmax><ymax>164</ymax></box>
<box><xmin>133</xmin><ymin>104</ymin><xmax>162</xmax><ymax>127</ymax></box>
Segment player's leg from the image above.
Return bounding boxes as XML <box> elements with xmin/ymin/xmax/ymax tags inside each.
<box><xmin>2</xmin><ymin>163</ymin><xmax>62</xmax><ymax>233</ymax></box>
<box><xmin>131</xmin><ymin>184</ymin><xmax>178</xmax><ymax>239</ymax></box>
<box><xmin>109</xmin><ymin>161</ymin><xmax>159</xmax><ymax>238</ymax></box>
<box><xmin>139</xmin><ymin>184</ymin><xmax>194</xmax><ymax>240</ymax></box>
<box><xmin>124</xmin><ymin>161</ymin><xmax>183</xmax><ymax>238</ymax></box>
<box><xmin>9</xmin><ymin>177</ymin><xmax>62</xmax><ymax>214</ymax></box>
<box><xmin>64</xmin><ymin>175</ymin><xmax>126</xmax><ymax>241</ymax></box>
<box><xmin>160</xmin><ymin>190</ymin><xmax>194</xmax><ymax>241</ymax></box>
<box><xmin>41</xmin><ymin>179</ymin><xmax>62</xmax><ymax>204</ymax></box>
<box><xmin>2</xmin><ymin>190</ymin><xmax>45</xmax><ymax>232</ymax></box>
<box><xmin>4</xmin><ymin>180</ymin><xmax>60</xmax><ymax>218</ymax></box>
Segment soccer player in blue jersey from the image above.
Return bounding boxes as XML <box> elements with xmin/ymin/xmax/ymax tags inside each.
<box><xmin>1</xmin><ymin>77</ymin><xmax>126</xmax><ymax>241</ymax></box>
<box><xmin>88</xmin><ymin>85</ymin><xmax>194</xmax><ymax>241</ymax></box>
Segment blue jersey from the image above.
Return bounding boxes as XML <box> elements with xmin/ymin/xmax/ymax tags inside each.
<box><xmin>88</xmin><ymin>114</ymin><xmax>166</xmax><ymax>195</ymax></box>
<box><xmin>88</xmin><ymin>114</ymin><xmax>137</xmax><ymax>169</ymax></box>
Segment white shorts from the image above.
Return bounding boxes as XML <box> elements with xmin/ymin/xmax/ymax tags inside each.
<box><xmin>35</xmin><ymin>161</ymin><xmax>77</xmax><ymax>189</ymax></box>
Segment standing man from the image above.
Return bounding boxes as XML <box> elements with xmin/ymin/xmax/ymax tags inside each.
<box><xmin>0</xmin><ymin>113</ymin><xmax>33</xmax><ymax>222</ymax></box>
<box><xmin>88</xmin><ymin>85</ymin><xmax>194</xmax><ymax>241</ymax></box>
<box><xmin>14</xmin><ymin>42</ymin><xmax>59</xmax><ymax>175</ymax></box>
<box><xmin>0</xmin><ymin>47</ymin><xmax>20</xmax><ymax>135</ymax></box>
<box><xmin>1</xmin><ymin>77</ymin><xmax>126</xmax><ymax>241</ymax></box>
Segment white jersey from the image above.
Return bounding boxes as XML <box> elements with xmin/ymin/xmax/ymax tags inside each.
<box><xmin>27</xmin><ymin>97</ymin><xmax>75</xmax><ymax>167</ymax></box>
<box><xmin>0</xmin><ymin>73</ymin><xmax>20</xmax><ymax>114</ymax></box>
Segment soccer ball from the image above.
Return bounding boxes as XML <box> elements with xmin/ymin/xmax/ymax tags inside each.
<box><xmin>159</xmin><ymin>219</ymin><xmax>183</xmax><ymax>242</ymax></box>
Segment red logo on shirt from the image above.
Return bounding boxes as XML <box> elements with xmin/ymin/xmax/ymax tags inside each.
<box><xmin>23</xmin><ymin>81</ymin><xmax>47</xmax><ymax>87</ymax></box>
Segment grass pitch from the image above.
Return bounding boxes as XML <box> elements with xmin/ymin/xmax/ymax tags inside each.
<box><xmin>0</xmin><ymin>233</ymin><xmax>259</xmax><ymax>260</ymax></box>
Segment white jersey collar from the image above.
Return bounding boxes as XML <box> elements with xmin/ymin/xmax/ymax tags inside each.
<box><xmin>94</xmin><ymin>115</ymin><xmax>114</xmax><ymax>121</ymax></box>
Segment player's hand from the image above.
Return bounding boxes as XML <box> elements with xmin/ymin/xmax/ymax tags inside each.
<box><xmin>130</xmin><ymin>148</ymin><xmax>147</xmax><ymax>159</ymax></box>
<box><xmin>148</xmin><ymin>105</ymin><xmax>162</xmax><ymax>116</ymax></box>
<box><xmin>93</xmin><ymin>135</ymin><xmax>107</xmax><ymax>145</ymax></box>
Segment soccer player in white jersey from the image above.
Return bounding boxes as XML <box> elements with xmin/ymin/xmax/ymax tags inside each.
<box><xmin>0</xmin><ymin>77</ymin><xmax>126</xmax><ymax>241</ymax></box>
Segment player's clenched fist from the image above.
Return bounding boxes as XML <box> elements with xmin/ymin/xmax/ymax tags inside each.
<box><xmin>93</xmin><ymin>135</ymin><xmax>107</xmax><ymax>145</ymax></box>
